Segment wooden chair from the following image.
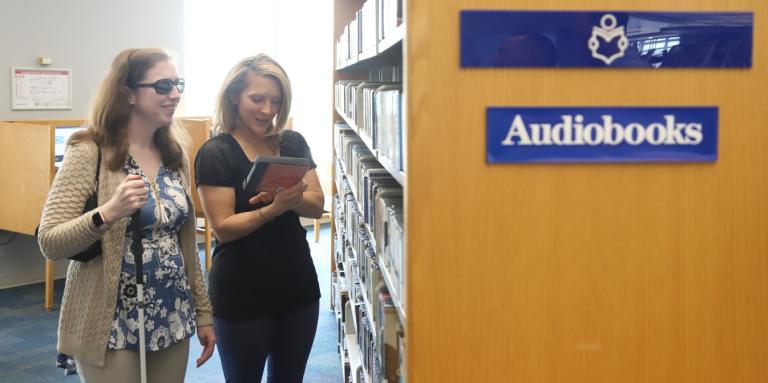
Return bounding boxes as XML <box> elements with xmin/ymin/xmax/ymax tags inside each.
<box><xmin>286</xmin><ymin>116</ymin><xmax>329</xmax><ymax>243</ymax></box>
<box><xmin>314</xmin><ymin>211</ymin><xmax>332</xmax><ymax>242</ymax></box>
<box><xmin>178</xmin><ymin>117</ymin><xmax>214</xmax><ymax>271</ymax></box>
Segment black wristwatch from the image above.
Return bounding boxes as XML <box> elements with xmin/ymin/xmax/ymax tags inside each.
<box><xmin>92</xmin><ymin>211</ymin><xmax>107</xmax><ymax>229</ymax></box>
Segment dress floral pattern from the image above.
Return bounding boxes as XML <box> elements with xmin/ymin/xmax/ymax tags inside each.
<box><xmin>107</xmin><ymin>157</ymin><xmax>197</xmax><ymax>351</ymax></box>
<box><xmin>55</xmin><ymin>157</ymin><xmax>198</xmax><ymax>375</ymax></box>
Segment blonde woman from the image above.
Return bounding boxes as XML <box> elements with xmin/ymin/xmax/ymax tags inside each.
<box><xmin>195</xmin><ymin>54</ymin><xmax>324</xmax><ymax>382</ymax></box>
<box><xmin>38</xmin><ymin>47</ymin><xmax>215</xmax><ymax>382</ymax></box>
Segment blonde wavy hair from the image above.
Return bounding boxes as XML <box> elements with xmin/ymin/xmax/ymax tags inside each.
<box><xmin>213</xmin><ymin>54</ymin><xmax>292</xmax><ymax>147</ymax></box>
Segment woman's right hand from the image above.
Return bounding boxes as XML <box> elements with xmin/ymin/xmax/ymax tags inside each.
<box><xmin>262</xmin><ymin>181</ymin><xmax>307</xmax><ymax>219</ymax></box>
<box><xmin>100</xmin><ymin>174</ymin><xmax>148</xmax><ymax>224</ymax></box>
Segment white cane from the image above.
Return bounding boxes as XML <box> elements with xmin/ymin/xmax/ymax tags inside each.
<box><xmin>130</xmin><ymin>210</ymin><xmax>147</xmax><ymax>383</ymax></box>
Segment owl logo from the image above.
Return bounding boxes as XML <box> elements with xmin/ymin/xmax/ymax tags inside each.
<box><xmin>588</xmin><ymin>14</ymin><xmax>629</xmax><ymax>65</ymax></box>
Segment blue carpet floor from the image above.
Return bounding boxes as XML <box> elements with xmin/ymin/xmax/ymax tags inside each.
<box><xmin>0</xmin><ymin>225</ymin><xmax>340</xmax><ymax>383</ymax></box>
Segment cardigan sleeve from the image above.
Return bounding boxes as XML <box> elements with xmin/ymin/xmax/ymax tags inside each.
<box><xmin>185</xmin><ymin>217</ymin><xmax>214</xmax><ymax>326</ymax></box>
<box><xmin>38</xmin><ymin>141</ymin><xmax>109</xmax><ymax>261</ymax></box>
<box><xmin>180</xmin><ymin>155</ymin><xmax>214</xmax><ymax>325</ymax></box>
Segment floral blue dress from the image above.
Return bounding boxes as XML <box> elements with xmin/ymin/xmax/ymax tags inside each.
<box><xmin>107</xmin><ymin>157</ymin><xmax>197</xmax><ymax>351</ymax></box>
<box><xmin>56</xmin><ymin>157</ymin><xmax>197</xmax><ymax>375</ymax></box>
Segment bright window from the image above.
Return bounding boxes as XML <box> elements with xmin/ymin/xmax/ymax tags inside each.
<box><xmin>183</xmin><ymin>0</ymin><xmax>334</xmax><ymax>205</ymax></box>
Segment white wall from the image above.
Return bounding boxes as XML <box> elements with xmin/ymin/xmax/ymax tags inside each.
<box><xmin>0</xmin><ymin>233</ymin><xmax>68</xmax><ymax>288</ymax></box>
<box><xmin>0</xmin><ymin>0</ymin><xmax>185</xmax><ymax>288</ymax></box>
<box><xmin>0</xmin><ymin>0</ymin><xmax>185</xmax><ymax>120</ymax></box>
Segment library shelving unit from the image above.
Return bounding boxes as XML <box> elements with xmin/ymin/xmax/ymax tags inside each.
<box><xmin>332</xmin><ymin>0</ymin><xmax>767</xmax><ymax>382</ymax></box>
<box><xmin>332</xmin><ymin>1</ymin><xmax>405</xmax><ymax>382</ymax></box>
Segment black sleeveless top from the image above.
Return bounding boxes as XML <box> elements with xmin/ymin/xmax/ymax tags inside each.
<box><xmin>194</xmin><ymin>130</ymin><xmax>320</xmax><ymax>319</ymax></box>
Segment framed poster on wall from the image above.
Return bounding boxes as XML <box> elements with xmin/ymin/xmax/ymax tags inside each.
<box><xmin>11</xmin><ymin>67</ymin><xmax>72</xmax><ymax>110</ymax></box>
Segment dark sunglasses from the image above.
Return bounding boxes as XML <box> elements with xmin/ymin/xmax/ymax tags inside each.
<box><xmin>132</xmin><ymin>78</ymin><xmax>185</xmax><ymax>95</ymax></box>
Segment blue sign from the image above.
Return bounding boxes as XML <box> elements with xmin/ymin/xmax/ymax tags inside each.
<box><xmin>487</xmin><ymin>107</ymin><xmax>718</xmax><ymax>163</ymax></box>
<box><xmin>461</xmin><ymin>11</ymin><xmax>753</xmax><ymax>68</ymax></box>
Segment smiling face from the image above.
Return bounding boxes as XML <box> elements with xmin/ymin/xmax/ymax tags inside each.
<box><xmin>127</xmin><ymin>59</ymin><xmax>181</xmax><ymax>128</ymax></box>
<box><xmin>233</xmin><ymin>73</ymin><xmax>283</xmax><ymax>137</ymax></box>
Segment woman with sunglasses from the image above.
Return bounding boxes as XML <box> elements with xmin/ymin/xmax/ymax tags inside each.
<box><xmin>37</xmin><ymin>47</ymin><xmax>215</xmax><ymax>382</ymax></box>
<box><xmin>195</xmin><ymin>54</ymin><xmax>324</xmax><ymax>382</ymax></box>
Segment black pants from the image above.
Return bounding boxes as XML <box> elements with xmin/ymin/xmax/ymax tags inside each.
<box><xmin>214</xmin><ymin>300</ymin><xmax>320</xmax><ymax>383</ymax></box>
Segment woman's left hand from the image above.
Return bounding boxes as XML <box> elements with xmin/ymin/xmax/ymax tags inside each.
<box><xmin>248</xmin><ymin>191</ymin><xmax>275</xmax><ymax>206</ymax></box>
<box><xmin>195</xmin><ymin>325</ymin><xmax>216</xmax><ymax>367</ymax></box>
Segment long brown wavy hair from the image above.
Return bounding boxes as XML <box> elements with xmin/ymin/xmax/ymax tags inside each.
<box><xmin>71</xmin><ymin>47</ymin><xmax>189</xmax><ymax>170</ymax></box>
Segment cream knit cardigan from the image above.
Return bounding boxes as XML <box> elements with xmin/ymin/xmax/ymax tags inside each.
<box><xmin>37</xmin><ymin>140</ymin><xmax>213</xmax><ymax>368</ymax></box>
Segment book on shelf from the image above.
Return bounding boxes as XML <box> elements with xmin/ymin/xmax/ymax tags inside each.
<box><xmin>379</xmin><ymin>0</ymin><xmax>403</xmax><ymax>41</ymax></box>
<box><xmin>369</xmin><ymin>65</ymin><xmax>402</xmax><ymax>83</ymax></box>
<box><xmin>242</xmin><ymin>155</ymin><xmax>310</xmax><ymax>194</ymax></box>
<box><xmin>376</xmin><ymin>284</ymin><xmax>401</xmax><ymax>382</ymax></box>
<box><xmin>355</xmin><ymin>160</ymin><xmax>383</xmax><ymax>206</ymax></box>
<box><xmin>375</xmin><ymin>196</ymin><xmax>404</xmax><ymax>304</ymax></box>
<box><xmin>361</xmin><ymin>0</ymin><xmax>378</xmax><ymax>54</ymax></box>
<box><xmin>350</xmin><ymin>17</ymin><xmax>360</xmax><ymax>62</ymax></box>
<box><xmin>356</xmin><ymin>82</ymin><xmax>385</xmax><ymax>139</ymax></box>
<box><xmin>361</xmin><ymin>169</ymin><xmax>391</xmax><ymax>223</ymax></box>
<box><xmin>389</xmin><ymin>203</ymin><xmax>405</xmax><ymax>308</ymax></box>
<box><xmin>374</xmin><ymin>85</ymin><xmax>403</xmax><ymax>172</ymax></box>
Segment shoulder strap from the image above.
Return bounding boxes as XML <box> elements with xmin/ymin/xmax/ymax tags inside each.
<box><xmin>94</xmin><ymin>145</ymin><xmax>102</xmax><ymax>191</ymax></box>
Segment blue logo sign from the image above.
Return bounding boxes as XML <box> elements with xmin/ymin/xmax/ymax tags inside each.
<box><xmin>461</xmin><ymin>11</ymin><xmax>753</xmax><ymax>68</ymax></box>
<box><xmin>487</xmin><ymin>107</ymin><xmax>718</xmax><ymax>163</ymax></box>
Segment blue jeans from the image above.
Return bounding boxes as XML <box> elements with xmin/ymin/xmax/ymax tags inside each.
<box><xmin>214</xmin><ymin>300</ymin><xmax>320</xmax><ymax>383</ymax></box>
